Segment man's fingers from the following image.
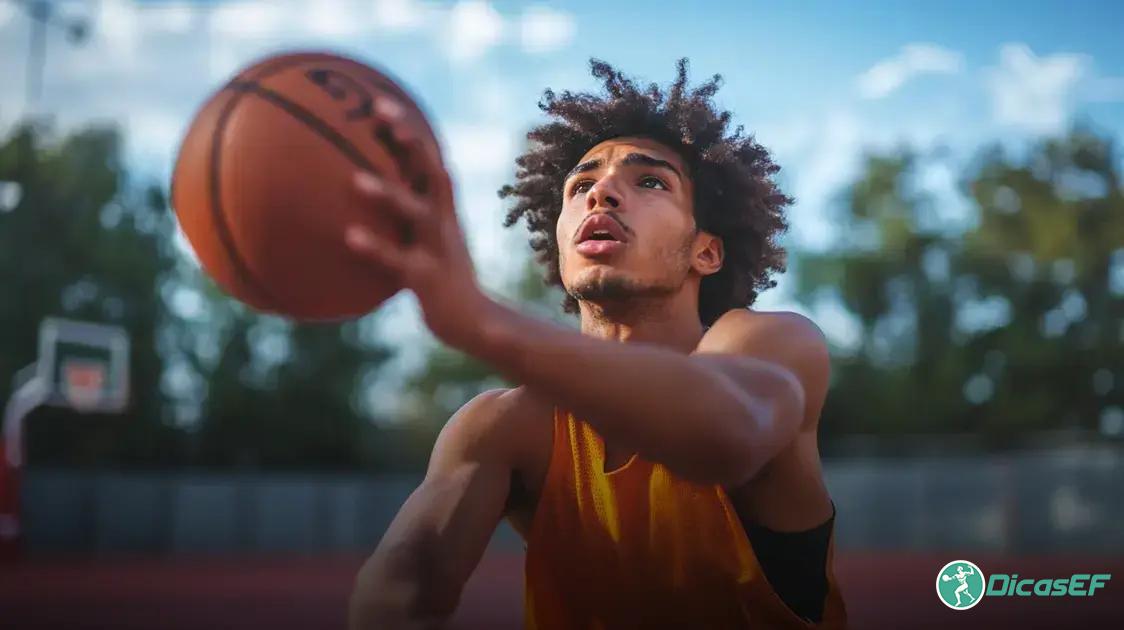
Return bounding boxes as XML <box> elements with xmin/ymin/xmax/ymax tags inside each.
<box><xmin>374</xmin><ymin>96</ymin><xmax>407</xmax><ymax>122</ymax></box>
<box><xmin>353</xmin><ymin>171</ymin><xmax>430</xmax><ymax>223</ymax></box>
<box><xmin>371</xmin><ymin>95</ymin><xmax>443</xmax><ymax>178</ymax></box>
<box><xmin>373</xmin><ymin>98</ymin><xmax>446</xmax><ymax>194</ymax></box>
<box><xmin>345</xmin><ymin>224</ymin><xmax>406</xmax><ymax>275</ymax></box>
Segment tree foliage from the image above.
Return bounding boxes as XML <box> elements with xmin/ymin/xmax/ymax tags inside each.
<box><xmin>3</xmin><ymin>121</ymin><xmax>1119</xmax><ymax>471</ymax></box>
<box><xmin>1</xmin><ymin>123</ymin><xmax>182</xmax><ymax>465</ymax></box>
<box><xmin>1</xmin><ymin>123</ymin><xmax>400</xmax><ymax>469</ymax></box>
<box><xmin>797</xmin><ymin>128</ymin><xmax>1124</xmax><ymax>444</ymax></box>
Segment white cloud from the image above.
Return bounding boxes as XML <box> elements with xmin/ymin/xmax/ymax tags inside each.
<box><xmin>128</xmin><ymin>111</ymin><xmax>191</xmax><ymax>183</ymax></box>
<box><xmin>759</xmin><ymin>108</ymin><xmax>961</xmax><ymax>253</ymax></box>
<box><xmin>141</xmin><ymin>2</ymin><xmax>197</xmax><ymax>34</ymax></box>
<box><xmin>304</xmin><ymin>0</ymin><xmax>382</xmax><ymax>38</ymax></box>
<box><xmin>97</xmin><ymin>0</ymin><xmax>141</xmax><ymax>64</ymax></box>
<box><xmin>857</xmin><ymin>43</ymin><xmax>963</xmax><ymax>99</ymax></box>
<box><xmin>374</xmin><ymin>0</ymin><xmax>429</xmax><ymax>32</ymax></box>
<box><xmin>208</xmin><ymin>1</ymin><xmax>289</xmax><ymax>39</ymax></box>
<box><xmin>520</xmin><ymin>6</ymin><xmax>575</xmax><ymax>54</ymax></box>
<box><xmin>458</xmin><ymin>183</ymin><xmax>516</xmax><ymax>287</ymax></box>
<box><xmin>438</xmin><ymin>121</ymin><xmax>520</xmax><ymax>285</ymax></box>
<box><xmin>985</xmin><ymin>43</ymin><xmax>1086</xmax><ymax>134</ymax></box>
<box><xmin>204</xmin><ymin>0</ymin><xmax>434</xmax><ymax>40</ymax></box>
<box><xmin>442</xmin><ymin>123</ymin><xmax>517</xmax><ymax>177</ymax></box>
<box><xmin>756</xmin><ymin>120</ymin><xmax>815</xmax><ymax>159</ymax></box>
<box><xmin>0</xmin><ymin>0</ymin><xmax>567</xmax><ymax>199</ymax></box>
<box><xmin>0</xmin><ymin>2</ymin><xmax>16</xmax><ymax>29</ymax></box>
<box><xmin>784</xmin><ymin>111</ymin><xmax>864</xmax><ymax>250</ymax></box>
<box><xmin>446</xmin><ymin>1</ymin><xmax>504</xmax><ymax>64</ymax></box>
<box><xmin>305</xmin><ymin>0</ymin><xmax>361</xmax><ymax>37</ymax></box>
<box><xmin>207</xmin><ymin>43</ymin><xmax>252</xmax><ymax>83</ymax></box>
<box><xmin>466</xmin><ymin>74</ymin><xmax>518</xmax><ymax>120</ymax></box>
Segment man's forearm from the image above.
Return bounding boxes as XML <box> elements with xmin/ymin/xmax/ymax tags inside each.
<box><xmin>454</xmin><ymin>298</ymin><xmax>764</xmax><ymax>483</ymax></box>
<box><xmin>349</xmin><ymin>539</ymin><xmax>456</xmax><ymax>630</ymax></box>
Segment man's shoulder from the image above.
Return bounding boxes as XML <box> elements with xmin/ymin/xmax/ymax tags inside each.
<box><xmin>712</xmin><ymin>312</ymin><xmax>837</xmax><ymax>526</ymax></box>
<box><xmin>455</xmin><ymin>386</ymin><xmax>551</xmax><ymax>425</ymax></box>
<box><xmin>702</xmin><ymin>308</ymin><xmax>828</xmax><ymax>359</ymax></box>
<box><xmin>701</xmin><ymin>308</ymin><xmax>832</xmax><ymax>435</ymax></box>
<box><xmin>445</xmin><ymin>386</ymin><xmax>553</xmax><ymax>466</ymax></box>
<box><xmin>708</xmin><ymin>308</ymin><xmax>825</xmax><ymax>343</ymax></box>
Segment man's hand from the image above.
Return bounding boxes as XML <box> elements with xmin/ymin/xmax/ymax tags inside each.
<box><xmin>344</xmin><ymin>129</ymin><xmax>488</xmax><ymax>347</ymax></box>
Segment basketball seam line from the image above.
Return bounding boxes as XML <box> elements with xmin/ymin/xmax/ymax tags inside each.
<box><xmin>183</xmin><ymin>54</ymin><xmax>358</xmax><ymax>316</ymax></box>
<box><xmin>209</xmin><ymin>90</ymin><xmax>286</xmax><ymax>310</ymax></box>
<box><xmin>227</xmin><ymin>80</ymin><xmax>379</xmax><ymax>174</ymax></box>
<box><xmin>204</xmin><ymin>54</ymin><xmax>330</xmax><ymax>312</ymax></box>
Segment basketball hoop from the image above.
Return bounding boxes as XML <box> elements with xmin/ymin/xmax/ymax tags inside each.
<box><xmin>3</xmin><ymin>317</ymin><xmax>130</xmax><ymax>470</ymax></box>
<box><xmin>1</xmin><ymin>317</ymin><xmax>129</xmax><ymax>560</ymax></box>
<box><xmin>61</xmin><ymin>359</ymin><xmax>107</xmax><ymax>413</ymax></box>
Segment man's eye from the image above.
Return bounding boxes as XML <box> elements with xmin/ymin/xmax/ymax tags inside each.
<box><xmin>640</xmin><ymin>176</ymin><xmax>668</xmax><ymax>190</ymax></box>
<box><xmin>571</xmin><ymin>180</ymin><xmax>593</xmax><ymax>196</ymax></box>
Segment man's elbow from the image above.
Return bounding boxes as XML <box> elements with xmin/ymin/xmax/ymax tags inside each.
<box><xmin>710</xmin><ymin>443</ymin><xmax>767</xmax><ymax>489</ymax></box>
<box><xmin>348</xmin><ymin>564</ymin><xmax>401</xmax><ymax>630</ymax></box>
<box><xmin>348</xmin><ymin>548</ymin><xmax>460</xmax><ymax>630</ymax></box>
<box><xmin>348</xmin><ymin>580</ymin><xmax>454</xmax><ymax>630</ymax></box>
<box><xmin>715</xmin><ymin>390</ymin><xmax>802</xmax><ymax>488</ymax></box>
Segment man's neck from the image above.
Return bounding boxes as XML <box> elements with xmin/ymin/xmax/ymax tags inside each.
<box><xmin>577</xmin><ymin>294</ymin><xmax>705</xmax><ymax>354</ymax></box>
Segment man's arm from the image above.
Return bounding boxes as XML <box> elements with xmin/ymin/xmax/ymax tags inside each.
<box><xmin>349</xmin><ymin>389</ymin><xmax>519</xmax><ymax>630</ymax></box>
<box><xmin>455</xmin><ymin>304</ymin><xmax>828</xmax><ymax>488</ymax></box>
<box><xmin>344</xmin><ymin>164</ymin><xmax>829</xmax><ymax>490</ymax></box>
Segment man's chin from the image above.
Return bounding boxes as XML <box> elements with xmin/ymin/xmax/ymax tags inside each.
<box><xmin>567</xmin><ymin>271</ymin><xmax>674</xmax><ymax>304</ymax></box>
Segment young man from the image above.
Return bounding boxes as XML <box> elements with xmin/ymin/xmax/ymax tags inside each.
<box><xmin>345</xmin><ymin>59</ymin><xmax>847</xmax><ymax>629</ymax></box>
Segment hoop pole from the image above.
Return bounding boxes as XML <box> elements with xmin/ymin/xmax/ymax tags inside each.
<box><xmin>1</xmin><ymin>374</ymin><xmax>48</xmax><ymax>554</ymax></box>
<box><xmin>3</xmin><ymin>376</ymin><xmax>48</xmax><ymax>470</ymax></box>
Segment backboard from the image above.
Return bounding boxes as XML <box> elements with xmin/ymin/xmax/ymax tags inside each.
<box><xmin>3</xmin><ymin>317</ymin><xmax>130</xmax><ymax>469</ymax></box>
<box><xmin>36</xmin><ymin>317</ymin><xmax>130</xmax><ymax>414</ymax></box>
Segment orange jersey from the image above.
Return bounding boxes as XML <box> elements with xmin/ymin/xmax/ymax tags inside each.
<box><xmin>523</xmin><ymin>407</ymin><xmax>847</xmax><ymax>629</ymax></box>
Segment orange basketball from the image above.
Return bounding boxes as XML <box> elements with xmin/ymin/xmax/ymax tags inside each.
<box><xmin>171</xmin><ymin>51</ymin><xmax>445</xmax><ymax>321</ymax></box>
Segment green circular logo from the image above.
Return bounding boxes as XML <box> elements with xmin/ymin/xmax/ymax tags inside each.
<box><xmin>936</xmin><ymin>560</ymin><xmax>986</xmax><ymax>610</ymax></box>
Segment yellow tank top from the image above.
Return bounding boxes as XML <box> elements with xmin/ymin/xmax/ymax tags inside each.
<box><xmin>523</xmin><ymin>407</ymin><xmax>848</xmax><ymax>629</ymax></box>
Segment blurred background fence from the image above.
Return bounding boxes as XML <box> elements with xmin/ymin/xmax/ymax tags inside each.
<box><xmin>22</xmin><ymin>444</ymin><xmax>1124</xmax><ymax>555</ymax></box>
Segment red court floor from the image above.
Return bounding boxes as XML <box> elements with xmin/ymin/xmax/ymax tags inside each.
<box><xmin>1</xmin><ymin>551</ymin><xmax>1121</xmax><ymax>629</ymax></box>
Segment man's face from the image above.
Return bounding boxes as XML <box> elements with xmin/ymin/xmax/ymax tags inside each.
<box><xmin>556</xmin><ymin>136</ymin><xmax>720</xmax><ymax>307</ymax></box>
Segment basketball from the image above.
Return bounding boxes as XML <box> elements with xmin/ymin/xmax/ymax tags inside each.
<box><xmin>171</xmin><ymin>51</ymin><xmax>446</xmax><ymax>321</ymax></box>
<box><xmin>942</xmin><ymin>575</ymin><xmax>951</xmax><ymax>582</ymax></box>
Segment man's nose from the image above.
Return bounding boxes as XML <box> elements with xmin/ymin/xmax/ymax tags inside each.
<box><xmin>586</xmin><ymin>174</ymin><xmax>622</xmax><ymax>210</ymax></box>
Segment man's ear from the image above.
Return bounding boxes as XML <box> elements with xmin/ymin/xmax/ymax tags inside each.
<box><xmin>693</xmin><ymin>232</ymin><xmax>724</xmax><ymax>276</ymax></box>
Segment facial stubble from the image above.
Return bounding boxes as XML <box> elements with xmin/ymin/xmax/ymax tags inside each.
<box><xmin>565</xmin><ymin>229</ymin><xmax>697</xmax><ymax>310</ymax></box>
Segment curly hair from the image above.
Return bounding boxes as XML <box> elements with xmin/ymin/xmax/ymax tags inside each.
<box><xmin>498</xmin><ymin>58</ymin><xmax>791</xmax><ymax>326</ymax></box>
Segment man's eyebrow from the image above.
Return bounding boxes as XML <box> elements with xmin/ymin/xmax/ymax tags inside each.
<box><xmin>565</xmin><ymin>158</ymin><xmax>603</xmax><ymax>182</ymax></box>
<box><xmin>620</xmin><ymin>153</ymin><xmax>682</xmax><ymax>180</ymax></box>
<box><xmin>564</xmin><ymin>153</ymin><xmax>682</xmax><ymax>182</ymax></box>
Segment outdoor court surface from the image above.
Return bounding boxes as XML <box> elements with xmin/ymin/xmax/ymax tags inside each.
<box><xmin>2</xmin><ymin>551</ymin><xmax>1121</xmax><ymax>629</ymax></box>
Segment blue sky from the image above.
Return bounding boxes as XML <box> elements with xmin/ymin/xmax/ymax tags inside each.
<box><xmin>1</xmin><ymin>1</ymin><xmax>1122</xmax><ymax>419</ymax></box>
<box><xmin>2</xmin><ymin>0</ymin><xmax>1120</xmax><ymax>258</ymax></box>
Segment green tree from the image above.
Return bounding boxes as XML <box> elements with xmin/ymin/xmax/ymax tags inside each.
<box><xmin>0</xmin><ymin>123</ymin><xmax>184</xmax><ymax>466</ymax></box>
<box><xmin>399</xmin><ymin>256</ymin><xmax>574</xmax><ymax>430</ymax></box>
<box><xmin>2</xmin><ymin>122</ymin><xmax>405</xmax><ymax>470</ymax></box>
<box><xmin>796</xmin><ymin>127</ymin><xmax>1124</xmax><ymax>444</ymax></box>
<box><xmin>192</xmin><ymin>306</ymin><xmax>396</xmax><ymax>470</ymax></box>
<box><xmin>959</xmin><ymin>128</ymin><xmax>1124</xmax><ymax>437</ymax></box>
